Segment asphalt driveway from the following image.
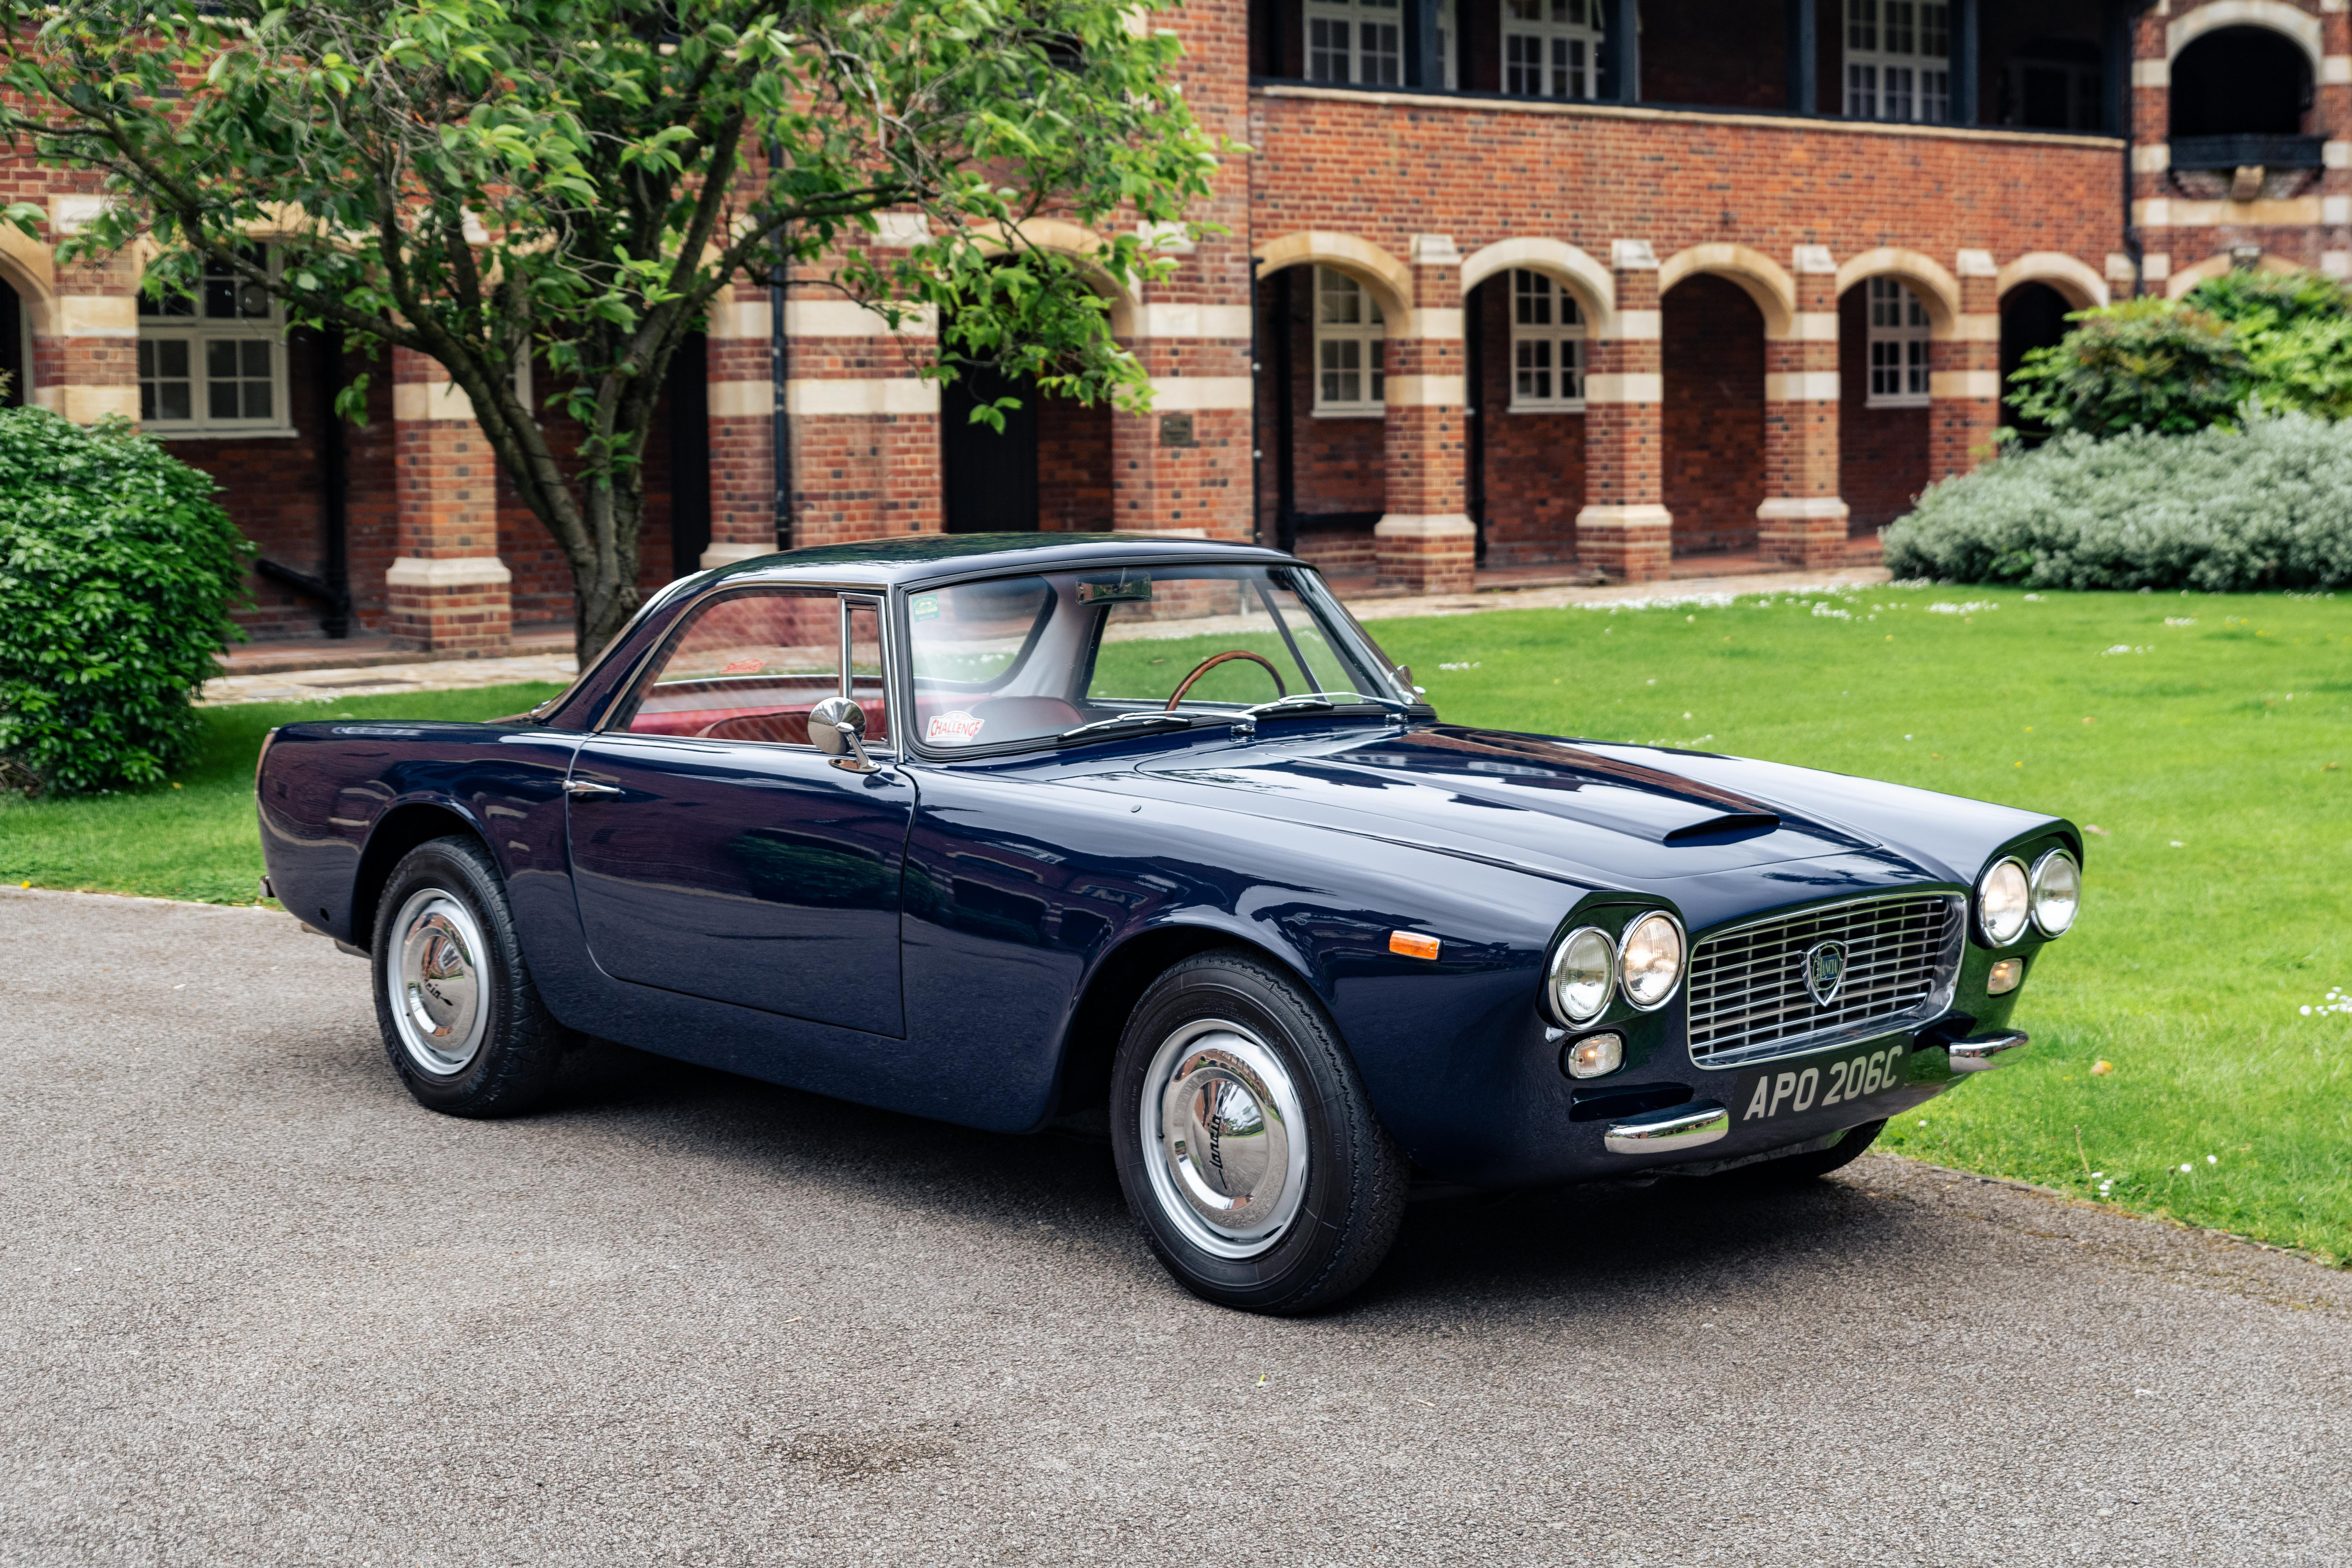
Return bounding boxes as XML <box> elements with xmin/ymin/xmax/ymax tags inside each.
<box><xmin>3</xmin><ymin>887</ymin><xmax>2347</xmax><ymax>1566</ymax></box>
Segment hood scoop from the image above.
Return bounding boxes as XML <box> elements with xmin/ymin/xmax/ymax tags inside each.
<box><xmin>1662</xmin><ymin>811</ymin><xmax>1782</xmax><ymax>845</ymax></box>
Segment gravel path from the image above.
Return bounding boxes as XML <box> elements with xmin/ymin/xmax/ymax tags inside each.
<box><xmin>4</xmin><ymin>885</ymin><xmax>2345</xmax><ymax>1566</ymax></box>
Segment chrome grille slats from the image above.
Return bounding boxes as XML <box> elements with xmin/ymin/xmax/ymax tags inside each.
<box><xmin>1686</xmin><ymin>893</ymin><xmax>1964</xmax><ymax>1068</ymax></box>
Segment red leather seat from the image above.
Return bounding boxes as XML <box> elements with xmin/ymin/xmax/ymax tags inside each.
<box><xmin>697</xmin><ymin>710</ymin><xmax>814</xmax><ymax>746</ymax></box>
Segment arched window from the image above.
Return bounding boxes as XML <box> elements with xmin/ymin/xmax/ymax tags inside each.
<box><xmin>1845</xmin><ymin>0</ymin><xmax>1950</xmax><ymax>123</ymax></box>
<box><xmin>1509</xmin><ymin>270</ymin><xmax>1585</xmax><ymax>411</ymax></box>
<box><xmin>1503</xmin><ymin>0</ymin><xmax>1603</xmax><ymax>101</ymax></box>
<box><xmin>2171</xmin><ymin>26</ymin><xmax>2312</xmax><ymax>140</ymax></box>
<box><xmin>1312</xmin><ymin>267</ymin><xmax>1385</xmax><ymax>416</ymax></box>
<box><xmin>1866</xmin><ymin>278</ymin><xmax>1930</xmax><ymax>408</ymax></box>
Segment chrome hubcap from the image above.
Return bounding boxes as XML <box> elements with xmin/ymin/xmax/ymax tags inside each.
<box><xmin>388</xmin><ymin>888</ymin><xmax>489</xmax><ymax>1076</ymax></box>
<box><xmin>1140</xmin><ymin>1019</ymin><xmax>1309</xmax><ymax>1260</ymax></box>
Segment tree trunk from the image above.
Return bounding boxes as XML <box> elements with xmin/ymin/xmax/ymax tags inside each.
<box><xmin>570</xmin><ymin>474</ymin><xmax>648</xmax><ymax>666</ymax></box>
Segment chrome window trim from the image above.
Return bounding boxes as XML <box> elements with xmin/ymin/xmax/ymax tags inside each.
<box><xmin>2027</xmin><ymin>847</ymin><xmax>2079</xmax><ymax>938</ymax></box>
<box><xmin>592</xmin><ymin>582</ymin><xmax>895</xmax><ymax>754</ymax></box>
<box><xmin>1974</xmin><ymin>854</ymin><xmax>2032</xmax><ymax>947</ymax></box>
<box><xmin>1616</xmin><ymin>909</ymin><xmax>1687</xmax><ymax>1014</ymax></box>
<box><xmin>1684</xmin><ymin>890</ymin><xmax>1966</xmax><ymax>1071</ymax></box>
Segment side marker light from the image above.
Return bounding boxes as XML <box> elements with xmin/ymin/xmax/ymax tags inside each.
<box><xmin>1389</xmin><ymin>931</ymin><xmax>1441</xmax><ymax>961</ymax></box>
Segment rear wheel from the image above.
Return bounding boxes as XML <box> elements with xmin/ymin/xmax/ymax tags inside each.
<box><xmin>1748</xmin><ymin>1119</ymin><xmax>1886</xmax><ymax>1184</ymax></box>
<box><xmin>371</xmin><ymin>835</ymin><xmax>563</xmax><ymax>1117</ymax></box>
<box><xmin>1110</xmin><ymin>951</ymin><xmax>1407</xmax><ymax>1314</ymax></box>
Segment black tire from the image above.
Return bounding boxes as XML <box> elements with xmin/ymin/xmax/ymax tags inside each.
<box><xmin>1748</xmin><ymin>1118</ymin><xmax>1886</xmax><ymax>1184</ymax></box>
<box><xmin>370</xmin><ymin>835</ymin><xmax>563</xmax><ymax>1118</ymax></box>
<box><xmin>1109</xmin><ymin>950</ymin><xmax>1407</xmax><ymax>1315</ymax></box>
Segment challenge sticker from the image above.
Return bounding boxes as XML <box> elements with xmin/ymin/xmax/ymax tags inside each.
<box><xmin>720</xmin><ymin>658</ymin><xmax>766</xmax><ymax>674</ymax></box>
<box><xmin>926</xmin><ymin>711</ymin><xmax>985</xmax><ymax>745</ymax></box>
<box><xmin>910</xmin><ymin>593</ymin><xmax>941</xmax><ymax>621</ymax></box>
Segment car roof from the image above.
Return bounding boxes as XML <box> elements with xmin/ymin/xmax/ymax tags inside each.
<box><xmin>702</xmin><ymin>532</ymin><xmax>1302</xmax><ymax>590</ymax></box>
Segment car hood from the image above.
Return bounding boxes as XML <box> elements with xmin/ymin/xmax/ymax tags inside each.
<box><xmin>1124</xmin><ymin>723</ymin><xmax>1905</xmax><ymax>888</ymax></box>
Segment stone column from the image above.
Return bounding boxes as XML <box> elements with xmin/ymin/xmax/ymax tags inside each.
<box><xmin>1757</xmin><ymin>244</ymin><xmax>1847</xmax><ymax>568</ymax></box>
<box><xmin>1574</xmin><ymin>239</ymin><xmax>1670</xmax><ymax>582</ymax></box>
<box><xmin>2324</xmin><ymin>7</ymin><xmax>2351</xmax><ymax>281</ymax></box>
<box><xmin>2129</xmin><ymin>11</ymin><xmax>2172</xmax><ymax>292</ymax></box>
<box><xmin>1110</xmin><ymin>246</ymin><xmax>1256</xmax><ymax>542</ymax></box>
<box><xmin>1373</xmin><ymin>233</ymin><xmax>1474</xmax><ymax>594</ymax></box>
<box><xmin>38</xmin><ymin>199</ymin><xmax>139</xmax><ymax>426</ymax></box>
<box><xmin>1929</xmin><ymin>250</ymin><xmax>2002</xmax><ymax>483</ymax></box>
<box><xmin>385</xmin><ymin>347</ymin><xmax>511</xmax><ymax>655</ymax></box>
<box><xmin>703</xmin><ymin>280</ymin><xmax>779</xmax><ymax>569</ymax></box>
<box><xmin>780</xmin><ymin>241</ymin><xmax>943</xmax><ymax>549</ymax></box>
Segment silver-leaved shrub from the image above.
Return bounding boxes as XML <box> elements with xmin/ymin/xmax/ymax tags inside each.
<box><xmin>1882</xmin><ymin>414</ymin><xmax>2352</xmax><ymax>590</ymax></box>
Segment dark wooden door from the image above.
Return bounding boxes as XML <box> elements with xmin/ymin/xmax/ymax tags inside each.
<box><xmin>941</xmin><ymin>363</ymin><xmax>1039</xmax><ymax>533</ymax></box>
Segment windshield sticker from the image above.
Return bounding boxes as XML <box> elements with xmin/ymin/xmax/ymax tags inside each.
<box><xmin>720</xmin><ymin>658</ymin><xmax>766</xmax><ymax>674</ymax></box>
<box><xmin>910</xmin><ymin>593</ymin><xmax>941</xmax><ymax>621</ymax></box>
<box><xmin>1076</xmin><ymin>577</ymin><xmax>1153</xmax><ymax>606</ymax></box>
<box><xmin>927</xmin><ymin>711</ymin><xmax>985</xmax><ymax>746</ymax></box>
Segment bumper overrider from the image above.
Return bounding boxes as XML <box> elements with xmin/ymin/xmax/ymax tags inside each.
<box><xmin>1599</xmin><ymin>1029</ymin><xmax>2029</xmax><ymax>1158</ymax></box>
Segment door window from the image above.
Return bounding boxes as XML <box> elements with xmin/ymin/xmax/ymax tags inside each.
<box><xmin>617</xmin><ymin>589</ymin><xmax>854</xmax><ymax>746</ymax></box>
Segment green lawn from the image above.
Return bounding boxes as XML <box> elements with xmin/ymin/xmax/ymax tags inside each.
<box><xmin>1368</xmin><ymin>584</ymin><xmax>2352</xmax><ymax>1262</ymax></box>
<box><xmin>0</xmin><ymin>683</ymin><xmax>565</xmax><ymax>905</ymax></box>
<box><xmin>7</xmin><ymin>583</ymin><xmax>2348</xmax><ymax>1261</ymax></box>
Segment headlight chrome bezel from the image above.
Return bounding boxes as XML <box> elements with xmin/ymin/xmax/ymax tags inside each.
<box><xmin>2027</xmin><ymin>848</ymin><xmax>2081</xmax><ymax>938</ymax></box>
<box><xmin>1545</xmin><ymin>925</ymin><xmax>1619</xmax><ymax>1026</ymax></box>
<box><xmin>1976</xmin><ymin>856</ymin><xmax>2032</xmax><ymax>947</ymax></box>
<box><xmin>1617</xmin><ymin>910</ymin><xmax>1687</xmax><ymax>1013</ymax></box>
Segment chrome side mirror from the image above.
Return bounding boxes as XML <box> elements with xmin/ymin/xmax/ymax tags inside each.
<box><xmin>809</xmin><ymin>696</ymin><xmax>879</xmax><ymax>773</ymax></box>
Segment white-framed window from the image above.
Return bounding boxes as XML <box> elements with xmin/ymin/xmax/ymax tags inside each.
<box><xmin>1503</xmin><ymin>0</ymin><xmax>1605</xmax><ymax>100</ymax></box>
<box><xmin>1313</xmin><ymin>267</ymin><xmax>1385</xmax><ymax>416</ymax></box>
<box><xmin>137</xmin><ymin>247</ymin><xmax>291</xmax><ymax>437</ymax></box>
<box><xmin>1866</xmin><ymin>277</ymin><xmax>1932</xmax><ymax>406</ymax></box>
<box><xmin>1509</xmin><ymin>270</ymin><xmax>1585</xmax><ymax>411</ymax></box>
<box><xmin>1305</xmin><ymin>0</ymin><xmax>1402</xmax><ymax>87</ymax></box>
<box><xmin>1431</xmin><ymin>0</ymin><xmax>1458</xmax><ymax>89</ymax></box>
<box><xmin>1844</xmin><ymin>0</ymin><xmax>1949</xmax><ymax>123</ymax></box>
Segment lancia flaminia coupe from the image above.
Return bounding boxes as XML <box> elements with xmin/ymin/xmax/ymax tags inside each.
<box><xmin>256</xmin><ymin>535</ymin><xmax>2081</xmax><ymax>1313</ymax></box>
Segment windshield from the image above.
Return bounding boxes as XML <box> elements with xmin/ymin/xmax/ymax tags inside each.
<box><xmin>903</xmin><ymin>563</ymin><xmax>1406</xmax><ymax>751</ymax></box>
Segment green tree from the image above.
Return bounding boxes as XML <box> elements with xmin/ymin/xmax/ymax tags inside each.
<box><xmin>0</xmin><ymin>0</ymin><xmax>1221</xmax><ymax>657</ymax></box>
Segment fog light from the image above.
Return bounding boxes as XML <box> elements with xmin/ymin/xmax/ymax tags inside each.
<box><xmin>1563</xmin><ymin>1031</ymin><xmax>1625</xmax><ymax>1080</ymax></box>
<box><xmin>1988</xmin><ymin>957</ymin><xmax>2025</xmax><ymax>995</ymax></box>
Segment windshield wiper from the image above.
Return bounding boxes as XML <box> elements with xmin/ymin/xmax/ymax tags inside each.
<box><xmin>1242</xmin><ymin>691</ymin><xmax>1412</xmax><ymax>720</ymax></box>
<box><xmin>1058</xmin><ymin>711</ymin><xmax>1201</xmax><ymax>742</ymax></box>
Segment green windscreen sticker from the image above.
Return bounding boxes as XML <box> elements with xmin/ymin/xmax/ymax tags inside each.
<box><xmin>910</xmin><ymin>593</ymin><xmax>941</xmax><ymax>621</ymax></box>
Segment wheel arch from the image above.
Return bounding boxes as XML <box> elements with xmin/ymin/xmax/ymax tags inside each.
<box><xmin>1049</xmin><ymin>919</ymin><xmax>1330</xmax><ymax>1124</ymax></box>
<box><xmin>350</xmin><ymin>800</ymin><xmax>491</xmax><ymax>953</ymax></box>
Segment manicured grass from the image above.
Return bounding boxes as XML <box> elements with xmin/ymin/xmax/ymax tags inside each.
<box><xmin>9</xmin><ymin>583</ymin><xmax>2348</xmax><ymax>1261</ymax></box>
<box><xmin>1368</xmin><ymin>584</ymin><xmax>2352</xmax><ymax>1263</ymax></box>
<box><xmin>0</xmin><ymin>683</ymin><xmax>564</xmax><ymax>906</ymax></box>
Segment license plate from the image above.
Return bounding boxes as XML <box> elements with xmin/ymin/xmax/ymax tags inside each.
<box><xmin>1735</xmin><ymin>1042</ymin><xmax>1911</xmax><ymax>1127</ymax></box>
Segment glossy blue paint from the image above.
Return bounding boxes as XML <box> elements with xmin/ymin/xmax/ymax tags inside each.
<box><xmin>258</xmin><ymin>534</ymin><xmax>2078</xmax><ymax>1188</ymax></box>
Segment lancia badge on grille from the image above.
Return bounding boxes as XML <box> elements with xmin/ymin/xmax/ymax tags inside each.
<box><xmin>1801</xmin><ymin>940</ymin><xmax>1849</xmax><ymax>1006</ymax></box>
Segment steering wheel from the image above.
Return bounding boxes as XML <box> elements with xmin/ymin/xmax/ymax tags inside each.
<box><xmin>1166</xmin><ymin>650</ymin><xmax>1287</xmax><ymax>711</ymax></box>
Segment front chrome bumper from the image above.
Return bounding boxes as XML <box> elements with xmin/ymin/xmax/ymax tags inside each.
<box><xmin>1604</xmin><ymin>1102</ymin><xmax>1731</xmax><ymax>1156</ymax></box>
<box><xmin>1947</xmin><ymin>1030</ymin><xmax>2029</xmax><ymax>1072</ymax></box>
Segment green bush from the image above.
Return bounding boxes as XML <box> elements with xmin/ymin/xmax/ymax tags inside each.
<box><xmin>0</xmin><ymin>409</ymin><xmax>248</xmax><ymax>795</ymax></box>
<box><xmin>1882</xmin><ymin>414</ymin><xmax>2352</xmax><ymax>590</ymax></box>
<box><xmin>2009</xmin><ymin>270</ymin><xmax>2352</xmax><ymax>437</ymax></box>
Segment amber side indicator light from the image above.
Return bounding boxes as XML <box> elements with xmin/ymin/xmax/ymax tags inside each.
<box><xmin>1987</xmin><ymin>957</ymin><xmax>2025</xmax><ymax>995</ymax></box>
<box><xmin>1389</xmin><ymin>931</ymin><xmax>1441</xmax><ymax>961</ymax></box>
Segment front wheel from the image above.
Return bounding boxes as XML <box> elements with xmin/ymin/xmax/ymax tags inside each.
<box><xmin>1110</xmin><ymin>951</ymin><xmax>1407</xmax><ymax>1314</ymax></box>
<box><xmin>371</xmin><ymin>835</ymin><xmax>563</xmax><ymax>1118</ymax></box>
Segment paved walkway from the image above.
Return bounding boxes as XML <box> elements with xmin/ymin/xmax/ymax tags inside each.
<box><xmin>3</xmin><ymin>884</ymin><xmax>2345</xmax><ymax>1566</ymax></box>
<box><xmin>198</xmin><ymin>566</ymin><xmax>1894</xmax><ymax>707</ymax></box>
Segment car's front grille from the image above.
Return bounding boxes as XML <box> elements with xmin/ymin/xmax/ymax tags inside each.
<box><xmin>1686</xmin><ymin>893</ymin><xmax>1964</xmax><ymax>1068</ymax></box>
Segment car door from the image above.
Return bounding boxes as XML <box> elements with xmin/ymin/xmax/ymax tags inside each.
<box><xmin>565</xmin><ymin>586</ymin><xmax>915</xmax><ymax>1036</ymax></box>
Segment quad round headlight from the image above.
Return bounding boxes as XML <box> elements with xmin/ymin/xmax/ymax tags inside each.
<box><xmin>2029</xmin><ymin>849</ymin><xmax>2080</xmax><ymax>937</ymax></box>
<box><xmin>1547</xmin><ymin>926</ymin><xmax>1617</xmax><ymax>1025</ymax></box>
<box><xmin>1977</xmin><ymin>857</ymin><xmax>2031</xmax><ymax>947</ymax></box>
<box><xmin>1619</xmin><ymin>912</ymin><xmax>1685</xmax><ymax>1011</ymax></box>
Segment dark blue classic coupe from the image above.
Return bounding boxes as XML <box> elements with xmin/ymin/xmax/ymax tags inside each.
<box><xmin>257</xmin><ymin>536</ymin><xmax>2081</xmax><ymax>1312</ymax></box>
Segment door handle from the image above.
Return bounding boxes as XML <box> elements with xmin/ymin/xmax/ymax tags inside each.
<box><xmin>563</xmin><ymin>779</ymin><xmax>623</xmax><ymax>798</ymax></box>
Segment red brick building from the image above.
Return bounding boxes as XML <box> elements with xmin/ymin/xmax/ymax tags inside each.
<box><xmin>0</xmin><ymin>0</ymin><xmax>2336</xmax><ymax>647</ymax></box>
